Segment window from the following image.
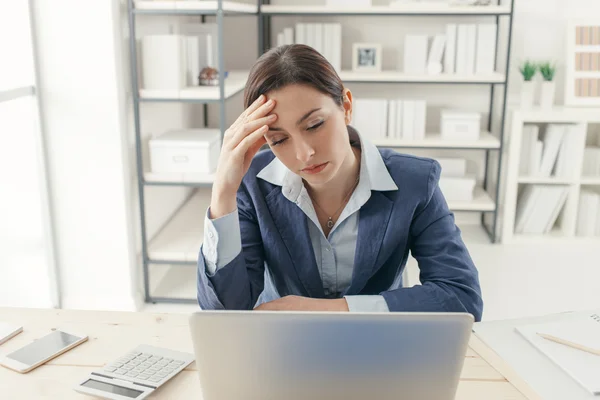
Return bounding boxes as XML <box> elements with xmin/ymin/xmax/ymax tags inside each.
<box><xmin>0</xmin><ymin>1</ymin><xmax>59</xmax><ymax>307</ymax></box>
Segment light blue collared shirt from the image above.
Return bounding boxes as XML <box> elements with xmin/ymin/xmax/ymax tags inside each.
<box><xmin>202</xmin><ymin>129</ymin><xmax>399</xmax><ymax>312</ymax></box>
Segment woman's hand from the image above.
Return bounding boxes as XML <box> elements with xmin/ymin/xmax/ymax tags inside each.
<box><xmin>254</xmin><ymin>296</ymin><xmax>350</xmax><ymax>312</ymax></box>
<box><xmin>210</xmin><ymin>94</ymin><xmax>277</xmax><ymax>218</ymax></box>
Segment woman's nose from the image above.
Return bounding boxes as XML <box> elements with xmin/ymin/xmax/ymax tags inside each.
<box><xmin>295</xmin><ymin>140</ymin><xmax>315</xmax><ymax>163</ymax></box>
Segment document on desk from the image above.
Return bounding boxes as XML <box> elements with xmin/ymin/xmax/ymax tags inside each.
<box><xmin>515</xmin><ymin>313</ymin><xmax>600</xmax><ymax>395</ymax></box>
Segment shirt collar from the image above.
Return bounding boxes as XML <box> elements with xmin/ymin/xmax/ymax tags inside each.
<box><xmin>256</xmin><ymin>127</ymin><xmax>398</xmax><ymax>202</ymax></box>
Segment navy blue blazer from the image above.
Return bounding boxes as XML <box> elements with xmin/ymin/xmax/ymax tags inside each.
<box><xmin>197</xmin><ymin>148</ymin><xmax>483</xmax><ymax>321</ymax></box>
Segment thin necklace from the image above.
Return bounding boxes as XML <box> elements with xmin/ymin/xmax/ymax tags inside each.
<box><xmin>309</xmin><ymin>175</ymin><xmax>360</xmax><ymax>229</ymax></box>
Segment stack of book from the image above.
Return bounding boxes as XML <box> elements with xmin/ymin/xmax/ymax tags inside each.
<box><xmin>577</xmin><ymin>190</ymin><xmax>600</xmax><ymax>236</ymax></box>
<box><xmin>351</xmin><ymin>98</ymin><xmax>426</xmax><ymax>140</ymax></box>
<box><xmin>436</xmin><ymin>158</ymin><xmax>476</xmax><ymax>202</ymax></box>
<box><xmin>583</xmin><ymin>146</ymin><xmax>600</xmax><ymax>177</ymax></box>
<box><xmin>519</xmin><ymin>124</ymin><xmax>583</xmax><ymax>178</ymax></box>
<box><xmin>140</xmin><ymin>24</ymin><xmax>219</xmax><ymax>90</ymax></box>
<box><xmin>403</xmin><ymin>23</ymin><xmax>497</xmax><ymax>75</ymax></box>
<box><xmin>514</xmin><ymin>185</ymin><xmax>570</xmax><ymax>235</ymax></box>
<box><xmin>275</xmin><ymin>23</ymin><xmax>342</xmax><ymax>72</ymax></box>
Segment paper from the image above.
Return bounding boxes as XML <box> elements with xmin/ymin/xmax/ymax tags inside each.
<box><xmin>515</xmin><ymin>314</ymin><xmax>600</xmax><ymax>395</ymax></box>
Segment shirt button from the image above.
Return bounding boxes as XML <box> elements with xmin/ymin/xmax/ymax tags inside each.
<box><xmin>325</xmin><ymin>247</ymin><xmax>331</xmax><ymax>252</ymax></box>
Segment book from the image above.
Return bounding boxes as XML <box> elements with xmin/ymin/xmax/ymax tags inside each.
<box><xmin>519</xmin><ymin>125</ymin><xmax>539</xmax><ymax>175</ymax></box>
<box><xmin>475</xmin><ymin>24</ymin><xmax>497</xmax><ymax>74</ymax></box>
<box><xmin>539</xmin><ymin>125</ymin><xmax>565</xmax><ymax>177</ymax></box>
<box><xmin>455</xmin><ymin>25</ymin><xmax>468</xmax><ymax>74</ymax></box>
<box><xmin>444</xmin><ymin>24</ymin><xmax>457</xmax><ymax>74</ymax></box>
<box><xmin>295</xmin><ymin>23</ymin><xmax>306</xmax><ymax>45</ymax></box>
<box><xmin>465</xmin><ymin>24</ymin><xmax>477</xmax><ymax>74</ymax></box>
<box><xmin>283</xmin><ymin>27</ymin><xmax>294</xmax><ymax>46</ymax></box>
<box><xmin>427</xmin><ymin>35</ymin><xmax>446</xmax><ymax>75</ymax></box>
<box><xmin>515</xmin><ymin>313</ymin><xmax>600</xmax><ymax>395</ymax></box>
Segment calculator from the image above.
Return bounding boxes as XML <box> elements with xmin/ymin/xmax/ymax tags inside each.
<box><xmin>74</xmin><ymin>344</ymin><xmax>195</xmax><ymax>400</ymax></box>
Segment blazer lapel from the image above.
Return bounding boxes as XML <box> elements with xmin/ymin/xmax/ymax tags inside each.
<box><xmin>345</xmin><ymin>191</ymin><xmax>394</xmax><ymax>295</ymax></box>
<box><xmin>265</xmin><ymin>189</ymin><xmax>325</xmax><ymax>298</ymax></box>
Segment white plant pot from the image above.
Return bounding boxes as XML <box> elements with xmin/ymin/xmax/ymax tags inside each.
<box><xmin>539</xmin><ymin>81</ymin><xmax>556</xmax><ymax>109</ymax></box>
<box><xmin>520</xmin><ymin>81</ymin><xmax>535</xmax><ymax>109</ymax></box>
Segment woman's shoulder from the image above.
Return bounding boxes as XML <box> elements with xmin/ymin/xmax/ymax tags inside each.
<box><xmin>379</xmin><ymin>149</ymin><xmax>440</xmax><ymax>179</ymax></box>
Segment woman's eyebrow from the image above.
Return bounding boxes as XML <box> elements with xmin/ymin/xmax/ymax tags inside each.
<box><xmin>269</xmin><ymin>107</ymin><xmax>322</xmax><ymax>132</ymax></box>
<box><xmin>296</xmin><ymin>108</ymin><xmax>321</xmax><ymax>125</ymax></box>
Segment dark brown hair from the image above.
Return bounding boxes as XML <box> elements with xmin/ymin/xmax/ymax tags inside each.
<box><xmin>243</xmin><ymin>44</ymin><xmax>345</xmax><ymax>109</ymax></box>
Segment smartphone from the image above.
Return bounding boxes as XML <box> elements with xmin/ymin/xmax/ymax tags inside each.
<box><xmin>0</xmin><ymin>322</ymin><xmax>23</xmax><ymax>346</ymax></box>
<box><xmin>0</xmin><ymin>329</ymin><xmax>88</xmax><ymax>373</ymax></box>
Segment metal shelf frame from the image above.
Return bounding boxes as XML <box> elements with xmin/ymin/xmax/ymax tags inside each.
<box><xmin>127</xmin><ymin>0</ymin><xmax>515</xmax><ymax>304</ymax></box>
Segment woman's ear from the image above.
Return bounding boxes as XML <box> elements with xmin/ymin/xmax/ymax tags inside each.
<box><xmin>342</xmin><ymin>88</ymin><xmax>353</xmax><ymax>125</ymax></box>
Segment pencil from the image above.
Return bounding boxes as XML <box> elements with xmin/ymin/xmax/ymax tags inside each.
<box><xmin>537</xmin><ymin>333</ymin><xmax>600</xmax><ymax>357</ymax></box>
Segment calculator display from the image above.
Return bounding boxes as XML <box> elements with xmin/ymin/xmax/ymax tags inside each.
<box><xmin>81</xmin><ymin>379</ymin><xmax>144</xmax><ymax>398</ymax></box>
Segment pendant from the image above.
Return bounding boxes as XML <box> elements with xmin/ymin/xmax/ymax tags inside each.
<box><xmin>327</xmin><ymin>218</ymin><xmax>334</xmax><ymax>228</ymax></box>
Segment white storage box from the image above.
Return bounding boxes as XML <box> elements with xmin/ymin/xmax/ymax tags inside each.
<box><xmin>441</xmin><ymin>110</ymin><xmax>481</xmax><ymax>141</ymax></box>
<box><xmin>149</xmin><ymin>129</ymin><xmax>221</xmax><ymax>174</ymax></box>
<box><xmin>436</xmin><ymin>158</ymin><xmax>468</xmax><ymax>177</ymax></box>
<box><xmin>439</xmin><ymin>175</ymin><xmax>476</xmax><ymax>202</ymax></box>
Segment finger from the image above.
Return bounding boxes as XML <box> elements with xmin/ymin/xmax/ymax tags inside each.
<box><xmin>240</xmin><ymin>94</ymin><xmax>267</xmax><ymax>121</ymax></box>
<box><xmin>228</xmin><ymin>114</ymin><xmax>276</xmax><ymax>148</ymax></box>
<box><xmin>247</xmin><ymin>98</ymin><xmax>276</xmax><ymax>121</ymax></box>
<box><xmin>234</xmin><ymin>124</ymin><xmax>270</xmax><ymax>156</ymax></box>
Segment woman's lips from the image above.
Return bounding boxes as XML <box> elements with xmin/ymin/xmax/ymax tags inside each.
<box><xmin>302</xmin><ymin>162</ymin><xmax>328</xmax><ymax>174</ymax></box>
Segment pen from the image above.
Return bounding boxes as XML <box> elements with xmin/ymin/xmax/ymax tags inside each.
<box><xmin>537</xmin><ymin>333</ymin><xmax>600</xmax><ymax>357</ymax></box>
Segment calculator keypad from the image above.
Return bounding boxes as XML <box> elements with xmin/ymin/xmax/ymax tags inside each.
<box><xmin>105</xmin><ymin>351</ymin><xmax>186</xmax><ymax>383</ymax></box>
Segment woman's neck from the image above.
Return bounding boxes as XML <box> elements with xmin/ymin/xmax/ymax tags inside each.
<box><xmin>305</xmin><ymin>144</ymin><xmax>361</xmax><ymax>206</ymax></box>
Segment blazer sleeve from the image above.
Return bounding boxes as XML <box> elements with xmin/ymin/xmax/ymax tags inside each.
<box><xmin>380</xmin><ymin>160</ymin><xmax>484</xmax><ymax>321</ymax></box>
<box><xmin>197</xmin><ymin>182</ymin><xmax>266</xmax><ymax>310</ymax></box>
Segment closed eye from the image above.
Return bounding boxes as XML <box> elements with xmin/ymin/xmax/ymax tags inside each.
<box><xmin>307</xmin><ymin>121</ymin><xmax>324</xmax><ymax>131</ymax></box>
<box><xmin>271</xmin><ymin>138</ymin><xmax>287</xmax><ymax>146</ymax></box>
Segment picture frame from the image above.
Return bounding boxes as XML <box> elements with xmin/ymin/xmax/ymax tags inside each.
<box><xmin>564</xmin><ymin>19</ymin><xmax>600</xmax><ymax>107</ymax></box>
<box><xmin>352</xmin><ymin>43</ymin><xmax>382</xmax><ymax>72</ymax></box>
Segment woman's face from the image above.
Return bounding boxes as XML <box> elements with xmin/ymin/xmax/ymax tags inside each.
<box><xmin>264</xmin><ymin>84</ymin><xmax>353</xmax><ymax>186</ymax></box>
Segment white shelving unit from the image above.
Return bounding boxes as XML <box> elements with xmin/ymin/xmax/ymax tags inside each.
<box><xmin>260</xmin><ymin>4</ymin><xmax>511</xmax><ymax>16</ymax></box>
<box><xmin>502</xmin><ymin>107</ymin><xmax>600</xmax><ymax>243</ymax></box>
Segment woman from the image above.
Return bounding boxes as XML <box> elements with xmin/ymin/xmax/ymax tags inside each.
<box><xmin>197</xmin><ymin>44</ymin><xmax>483</xmax><ymax>321</ymax></box>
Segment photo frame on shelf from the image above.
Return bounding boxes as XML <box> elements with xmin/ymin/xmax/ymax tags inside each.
<box><xmin>352</xmin><ymin>43</ymin><xmax>382</xmax><ymax>72</ymax></box>
<box><xmin>565</xmin><ymin>19</ymin><xmax>600</xmax><ymax>106</ymax></box>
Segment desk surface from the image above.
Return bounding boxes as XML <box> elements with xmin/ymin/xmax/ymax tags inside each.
<box><xmin>0</xmin><ymin>308</ymin><xmax>537</xmax><ymax>399</ymax></box>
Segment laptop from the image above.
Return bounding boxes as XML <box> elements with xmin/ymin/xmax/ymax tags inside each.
<box><xmin>189</xmin><ymin>311</ymin><xmax>473</xmax><ymax>400</ymax></box>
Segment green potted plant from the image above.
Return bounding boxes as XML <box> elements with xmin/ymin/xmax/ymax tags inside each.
<box><xmin>519</xmin><ymin>60</ymin><xmax>537</xmax><ymax>109</ymax></box>
<box><xmin>539</xmin><ymin>62</ymin><xmax>557</xmax><ymax>109</ymax></box>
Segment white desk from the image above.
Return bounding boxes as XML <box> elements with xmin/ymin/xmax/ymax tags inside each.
<box><xmin>473</xmin><ymin>309</ymin><xmax>600</xmax><ymax>400</ymax></box>
<box><xmin>0</xmin><ymin>307</ymin><xmax>538</xmax><ymax>399</ymax></box>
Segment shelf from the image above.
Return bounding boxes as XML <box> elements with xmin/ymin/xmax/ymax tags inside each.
<box><xmin>134</xmin><ymin>1</ymin><xmax>258</xmax><ymax>14</ymax></box>
<box><xmin>447</xmin><ymin>187</ymin><xmax>495</xmax><ymax>212</ymax></box>
<box><xmin>260</xmin><ymin>4</ymin><xmax>511</xmax><ymax>16</ymax></box>
<box><xmin>147</xmin><ymin>185</ymin><xmax>493</xmax><ymax>263</ymax></box>
<box><xmin>515</xmin><ymin>107</ymin><xmax>600</xmax><ymax>123</ymax></box>
<box><xmin>517</xmin><ymin>176</ymin><xmax>574</xmax><ymax>185</ymax></box>
<box><xmin>581</xmin><ymin>176</ymin><xmax>600</xmax><ymax>185</ymax></box>
<box><xmin>148</xmin><ymin>191</ymin><xmax>211</xmax><ymax>263</ymax></box>
<box><xmin>338</xmin><ymin>70</ymin><xmax>505</xmax><ymax>84</ymax></box>
<box><xmin>145</xmin><ymin>171</ymin><xmax>215</xmax><ymax>186</ymax></box>
<box><xmin>149</xmin><ymin>264</ymin><xmax>196</xmax><ymax>301</ymax></box>
<box><xmin>139</xmin><ymin>71</ymin><xmax>248</xmax><ymax>102</ymax></box>
<box><xmin>575</xmin><ymin>45</ymin><xmax>600</xmax><ymax>52</ymax></box>
<box><xmin>371</xmin><ymin>131</ymin><xmax>500</xmax><ymax>149</ymax></box>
